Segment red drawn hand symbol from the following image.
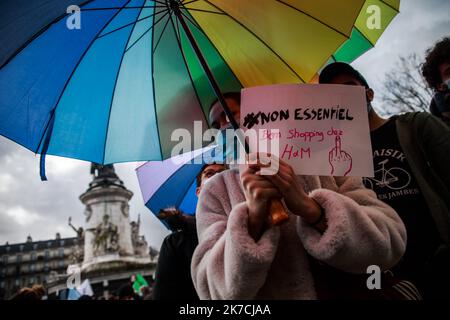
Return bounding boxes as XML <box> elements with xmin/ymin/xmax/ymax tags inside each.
<box><xmin>329</xmin><ymin>136</ymin><xmax>352</xmax><ymax>176</ymax></box>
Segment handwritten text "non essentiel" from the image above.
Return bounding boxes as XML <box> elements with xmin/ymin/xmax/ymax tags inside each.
<box><xmin>243</xmin><ymin>106</ymin><xmax>354</xmax><ymax>129</ymax></box>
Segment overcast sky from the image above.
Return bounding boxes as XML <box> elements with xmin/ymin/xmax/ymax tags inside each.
<box><xmin>0</xmin><ymin>0</ymin><xmax>449</xmax><ymax>250</ymax></box>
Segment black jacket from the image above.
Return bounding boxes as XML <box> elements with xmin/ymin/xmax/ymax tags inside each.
<box><xmin>153</xmin><ymin>219</ymin><xmax>199</xmax><ymax>300</ymax></box>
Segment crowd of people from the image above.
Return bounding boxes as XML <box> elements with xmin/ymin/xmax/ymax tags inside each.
<box><xmin>152</xmin><ymin>37</ymin><xmax>450</xmax><ymax>300</ymax></box>
<box><xmin>9</xmin><ymin>282</ymin><xmax>154</xmax><ymax>301</ymax></box>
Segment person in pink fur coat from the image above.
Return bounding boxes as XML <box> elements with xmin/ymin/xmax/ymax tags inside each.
<box><xmin>191</xmin><ymin>155</ymin><xmax>407</xmax><ymax>300</ymax></box>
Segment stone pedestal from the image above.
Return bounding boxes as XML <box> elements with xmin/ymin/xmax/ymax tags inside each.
<box><xmin>80</xmin><ymin>186</ymin><xmax>134</xmax><ymax>268</ymax></box>
<box><xmin>78</xmin><ymin>164</ymin><xmax>151</xmax><ymax>272</ymax></box>
<box><xmin>46</xmin><ymin>164</ymin><xmax>157</xmax><ymax>296</ymax></box>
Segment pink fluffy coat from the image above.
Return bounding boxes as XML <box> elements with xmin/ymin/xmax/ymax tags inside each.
<box><xmin>191</xmin><ymin>169</ymin><xmax>407</xmax><ymax>300</ymax></box>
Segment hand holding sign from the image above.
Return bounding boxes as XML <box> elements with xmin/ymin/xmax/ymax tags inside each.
<box><xmin>328</xmin><ymin>136</ymin><xmax>352</xmax><ymax>176</ymax></box>
<box><xmin>267</xmin><ymin>155</ymin><xmax>323</xmax><ymax>227</ymax></box>
<box><xmin>240</xmin><ymin>156</ymin><xmax>285</xmax><ymax>241</ymax></box>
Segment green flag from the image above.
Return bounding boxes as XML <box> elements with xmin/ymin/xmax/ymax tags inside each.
<box><xmin>132</xmin><ymin>274</ymin><xmax>149</xmax><ymax>294</ymax></box>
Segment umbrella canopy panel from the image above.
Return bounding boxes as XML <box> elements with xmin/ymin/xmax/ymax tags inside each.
<box><xmin>136</xmin><ymin>146</ymin><xmax>217</xmax><ymax>219</ymax></box>
<box><xmin>0</xmin><ymin>0</ymin><xmax>91</xmax><ymax>67</ymax></box>
<box><xmin>332</xmin><ymin>0</ymin><xmax>400</xmax><ymax>63</ymax></box>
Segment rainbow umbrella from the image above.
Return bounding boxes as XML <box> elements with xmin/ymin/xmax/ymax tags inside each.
<box><xmin>134</xmin><ymin>0</ymin><xmax>400</xmax><ymax>221</ymax></box>
<box><xmin>136</xmin><ymin>145</ymin><xmax>218</xmax><ymax>223</ymax></box>
<box><xmin>0</xmin><ymin>0</ymin><xmax>371</xmax><ymax>180</ymax></box>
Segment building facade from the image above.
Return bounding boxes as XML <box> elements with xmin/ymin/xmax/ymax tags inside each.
<box><xmin>0</xmin><ymin>164</ymin><xmax>158</xmax><ymax>299</ymax></box>
<box><xmin>0</xmin><ymin>234</ymin><xmax>79</xmax><ymax>299</ymax></box>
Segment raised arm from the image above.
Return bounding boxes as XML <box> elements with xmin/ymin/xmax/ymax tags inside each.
<box><xmin>297</xmin><ymin>176</ymin><xmax>407</xmax><ymax>273</ymax></box>
<box><xmin>191</xmin><ymin>173</ymin><xmax>280</xmax><ymax>300</ymax></box>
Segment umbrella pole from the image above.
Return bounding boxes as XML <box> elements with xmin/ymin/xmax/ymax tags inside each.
<box><xmin>171</xmin><ymin>2</ymin><xmax>241</xmax><ymax>135</ymax></box>
<box><xmin>172</xmin><ymin>2</ymin><xmax>289</xmax><ymax>226</ymax></box>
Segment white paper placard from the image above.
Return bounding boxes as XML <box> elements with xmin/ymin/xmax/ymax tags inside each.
<box><xmin>241</xmin><ymin>84</ymin><xmax>374</xmax><ymax>177</ymax></box>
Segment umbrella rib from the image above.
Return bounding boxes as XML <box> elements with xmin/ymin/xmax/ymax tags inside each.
<box><xmin>149</xmin><ymin>164</ymin><xmax>198</xmax><ymax>213</ymax></box>
<box><xmin>180</xmin><ymin>9</ymin><xmax>201</xmax><ymax>29</ymax></box>
<box><xmin>152</xmin><ymin>0</ymin><xmax>169</xmax><ymax>5</ymax></box>
<box><xmin>309</xmin><ymin>0</ymin><xmax>366</xmax><ymax>75</ymax></box>
<box><xmin>173</xmin><ymin>13</ymin><xmax>210</xmax><ymax>126</ymax></box>
<box><xmin>201</xmin><ymin>0</ymin><xmax>305</xmax><ymax>83</ymax></box>
<box><xmin>80</xmin><ymin>5</ymin><xmax>166</xmax><ymax>11</ymax></box>
<box><xmin>275</xmin><ymin>0</ymin><xmax>351</xmax><ymax>39</ymax></box>
<box><xmin>177</xmin><ymin>8</ymin><xmax>244</xmax><ymax>88</ymax></box>
<box><xmin>182</xmin><ymin>0</ymin><xmax>200</xmax><ymax>6</ymax></box>
<box><xmin>172</xmin><ymin>10</ymin><xmax>182</xmax><ymax>44</ymax></box>
<box><xmin>0</xmin><ymin>0</ymin><xmax>95</xmax><ymax>69</ymax></box>
<box><xmin>145</xmin><ymin>149</ymin><xmax>210</xmax><ymax>214</ymax></box>
<box><xmin>125</xmin><ymin>9</ymin><xmax>170</xmax><ymax>53</ymax></box>
<box><xmin>97</xmin><ymin>10</ymin><xmax>166</xmax><ymax>39</ymax></box>
<box><xmin>102</xmin><ymin>1</ymin><xmax>147</xmax><ymax>164</ymax></box>
<box><xmin>176</xmin><ymin>176</ymin><xmax>200</xmax><ymax>214</ymax></box>
<box><xmin>354</xmin><ymin>25</ymin><xmax>376</xmax><ymax>46</ymax></box>
<box><xmin>36</xmin><ymin>0</ymin><xmax>133</xmax><ymax>157</ymax></box>
<box><xmin>379</xmin><ymin>0</ymin><xmax>400</xmax><ymax>13</ymax></box>
<box><xmin>182</xmin><ymin>7</ymin><xmax>225</xmax><ymax>15</ymax></box>
<box><xmin>152</xmin><ymin>11</ymin><xmax>173</xmax><ymax>54</ymax></box>
<box><xmin>331</xmin><ymin>26</ymin><xmax>375</xmax><ymax>63</ymax></box>
<box><xmin>150</xmin><ymin>8</ymin><xmax>165</xmax><ymax>161</ymax></box>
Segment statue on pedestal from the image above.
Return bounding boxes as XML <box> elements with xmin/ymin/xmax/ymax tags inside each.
<box><xmin>68</xmin><ymin>217</ymin><xmax>84</xmax><ymax>263</ymax></box>
<box><xmin>91</xmin><ymin>214</ymin><xmax>119</xmax><ymax>256</ymax></box>
<box><xmin>68</xmin><ymin>217</ymin><xmax>84</xmax><ymax>241</ymax></box>
<box><xmin>130</xmin><ymin>214</ymin><xmax>148</xmax><ymax>257</ymax></box>
<box><xmin>90</xmin><ymin>163</ymin><xmax>117</xmax><ymax>178</ymax></box>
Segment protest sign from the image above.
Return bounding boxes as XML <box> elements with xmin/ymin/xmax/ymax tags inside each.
<box><xmin>241</xmin><ymin>84</ymin><xmax>374</xmax><ymax>177</ymax></box>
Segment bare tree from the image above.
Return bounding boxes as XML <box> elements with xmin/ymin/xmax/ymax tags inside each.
<box><xmin>381</xmin><ymin>54</ymin><xmax>433</xmax><ymax>115</ymax></box>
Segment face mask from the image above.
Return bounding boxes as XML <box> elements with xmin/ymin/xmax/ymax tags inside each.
<box><xmin>433</xmin><ymin>91</ymin><xmax>450</xmax><ymax>113</ymax></box>
<box><xmin>209</xmin><ymin>123</ymin><xmax>239</xmax><ymax>163</ymax></box>
<box><xmin>365</xmin><ymin>89</ymin><xmax>373</xmax><ymax>114</ymax></box>
<box><xmin>444</xmin><ymin>78</ymin><xmax>450</xmax><ymax>91</ymax></box>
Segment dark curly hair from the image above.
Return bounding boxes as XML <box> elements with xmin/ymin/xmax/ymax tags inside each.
<box><xmin>421</xmin><ymin>37</ymin><xmax>450</xmax><ymax>90</ymax></box>
<box><xmin>209</xmin><ymin>92</ymin><xmax>241</xmax><ymax>113</ymax></box>
<box><xmin>195</xmin><ymin>163</ymin><xmax>227</xmax><ymax>188</ymax></box>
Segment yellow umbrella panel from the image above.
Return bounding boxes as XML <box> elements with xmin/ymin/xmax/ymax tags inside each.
<box><xmin>184</xmin><ymin>0</ymin><xmax>366</xmax><ymax>86</ymax></box>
